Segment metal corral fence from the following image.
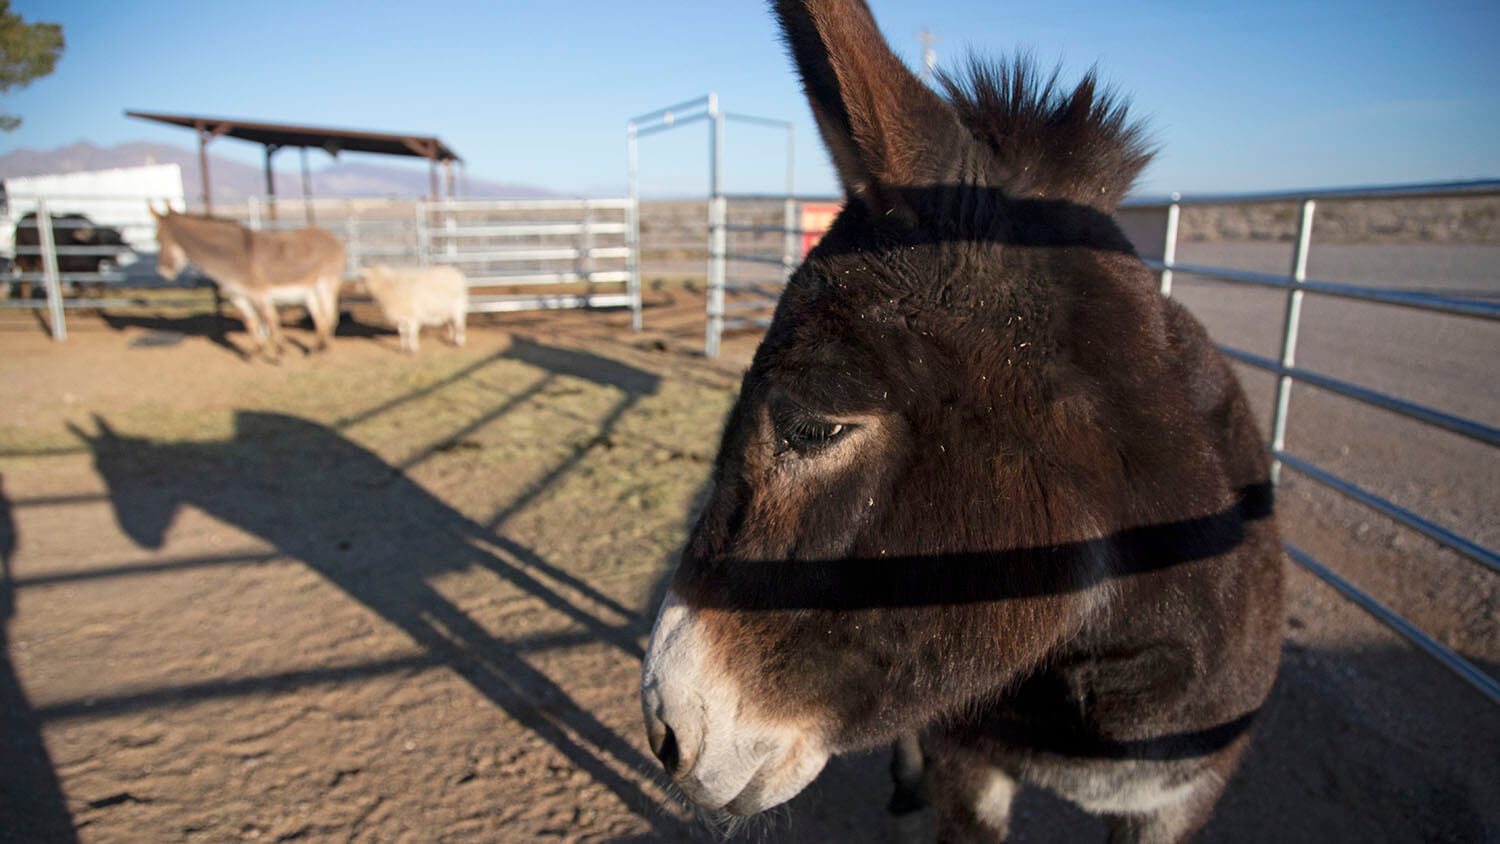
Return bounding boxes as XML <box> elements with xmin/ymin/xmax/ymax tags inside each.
<box><xmin>2</xmin><ymin>193</ymin><xmax>641</xmax><ymax>339</ymax></box>
<box><xmin>713</xmin><ymin>193</ymin><xmax>838</xmax><ymax>350</ymax></box>
<box><xmin>672</xmin><ymin>175</ymin><xmax>1500</xmax><ymax>701</ymax></box>
<box><xmin>629</xmin><ymin>93</ymin><xmax>840</xmax><ymax>356</ymax></box>
<box><xmin>231</xmin><ymin>196</ymin><xmax>639</xmax><ymax>318</ymax></box>
<box><xmin>623</xmin><ymin>193</ymin><xmax>838</xmax><ymax>356</ymax></box>
<box><xmin>2</xmin><ymin>193</ymin><xmax>220</xmax><ymax>340</ymax></box>
<box><xmin>1117</xmin><ymin>179</ymin><xmax>1500</xmax><ymax>704</ymax></box>
<box><xmin>9</xmin><ymin>174</ymin><xmax>1496</xmax><ymax>706</ymax></box>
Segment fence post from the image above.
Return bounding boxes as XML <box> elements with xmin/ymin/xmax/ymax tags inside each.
<box><xmin>626</xmin><ymin>122</ymin><xmax>643</xmax><ymax>331</ymax></box>
<box><xmin>1159</xmin><ymin>198</ymin><xmax>1180</xmax><ymax>296</ymax></box>
<box><xmin>36</xmin><ymin>198</ymin><xmax>67</xmax><ymax>341</ymax></box>
<box><xmin>705</xmin><ymin>95</ymin><xmax>726</xmax><ymax>357</ymax></box>
<box><xmin>344</xmin><ymin>200</ymin><xmax>360</xmax><ymax>278</ymax></box>
<box><xmin>707</xmin><ymin>195</ymin><xmax>727</xmax><ymax>358</ymax></box>
<box><xmin>782</xmin><ymin>197</ymin><xmax>798</xmax><ymax>281</ymax></box>
<box><xmin>414</xmin><ymin>202</ymin><xmax>431</xmax><ymax>266</ymax></box>
<box><xmin>1270</xmin><ymin>199</ymin><xmax>1317</xmax><ymax>485</ymax></box>
<box><xmin>247</xmin><ymin>195</ymin><xmax>262</xmax><ymax>231</ymax></box>
<box><xmin>444</xmin><ymin>203</ymin><xmax>457</xmax><ymax>262</ymax></box>
<box><xmin>580</xmin><ymin>199</ymin><xmax>595</xmax><ymax>301</ymax></box>
<box><xmin>783</xmin><ymin>123</ymin><xmax>797</xmax><ymax>280</ymax></box>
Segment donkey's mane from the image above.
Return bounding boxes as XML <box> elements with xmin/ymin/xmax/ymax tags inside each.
<box><xmin>169</xmin><ymin>211</ymin><xmax>241</xmax><ymax>226</ymax></box>
<box><xmin>163</xmin><ymin>211</ymin><xmax>252</xmax><ymax>268</ymax></box>
<box><xmin>938</xmin><ymin>57</ymin><xmax>1154</xmax><ymax>205</ymax></box>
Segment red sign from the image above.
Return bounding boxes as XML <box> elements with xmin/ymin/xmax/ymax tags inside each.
<box><xmin>800</xmin><ymin>203</ymin><xmax>841</xmax><ymax>257</ymax></box>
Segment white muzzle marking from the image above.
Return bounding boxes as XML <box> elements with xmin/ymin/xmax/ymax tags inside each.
<box><xmin>641</xmin><ymin>588</ymin><xmax>829</xmax><ymax>815</ymax></box>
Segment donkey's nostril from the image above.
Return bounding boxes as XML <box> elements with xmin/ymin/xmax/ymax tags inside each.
<box><xmin>651</xmin><ymin>721</ymin><xmax>681</xmax><ymax>776</ymax></box>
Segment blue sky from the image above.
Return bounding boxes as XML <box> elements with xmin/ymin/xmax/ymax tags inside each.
<box><xmin>6</xmin><ymin>0</ymin><xmax>1498</xmax><ymax>198</ymax></box>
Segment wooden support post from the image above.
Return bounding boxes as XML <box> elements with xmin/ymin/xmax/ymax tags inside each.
<box><xmin>264</xmin><ymin>145</ymin><xmax>279</xmax><ymax>221</ymax></box>
<box><xmin>444</xmin><ymin>160</ymin><xmax>455</xmax><ymax>198</ymax></box>
<box><xmin>400</xmin><ymin>138</ymin><xmax>441</xmax><ymax>201</ymax></box>
<box><xmin>194</xmin><ymin>121</ymin><xmax>230</xmax><ymax>214</ymax></box>
<box><xmin>301</xmin><ymin>146</ymin><xmax>315</xmax><ymax>224</ymax></box>
<box><xmin>196</xmin><ymin>121</ymin><xmax>213</xmax><ymax>212</ymax></box>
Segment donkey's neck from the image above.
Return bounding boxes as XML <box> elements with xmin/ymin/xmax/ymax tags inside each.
<box><xmin>168</xmin><ymin>215</ymin><xmax>253</xmax><ymax>286</ymax></box>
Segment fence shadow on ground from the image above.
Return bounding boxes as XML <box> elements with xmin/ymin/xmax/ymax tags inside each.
<box><xmin>8</xmin><ymin>332</ymin><xmax>1496</xmax><ymax>841</ymax></box>
<box><xmin>59</xmin><ymin>338</ymin><xmax>694</xmax><ymax>838</ymax></box>
<box><xmin>0</xmin><ymin>474</ymin><xmax>80</xmax><ymax>843</ymax></box>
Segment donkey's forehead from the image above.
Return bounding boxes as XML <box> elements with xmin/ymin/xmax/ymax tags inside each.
<box><xmin>787</xmin><ymin>219</ymin><xmax>964</xmax><ymax>308</ymax></box>
<box><xmin>777</xmin><ymin>224</ymin><xmax>1007</xmax><ymax>335</ymax></box>
<box><xmin>751</xmin><ymin>273</ymin><xmax>965</xmax><ymax>410</ymax></box>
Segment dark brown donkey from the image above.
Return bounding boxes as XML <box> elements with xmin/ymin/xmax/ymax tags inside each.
<box><xmin>641</xmin><ymin>1</ymin><xmax>1285</xmax><ymax>841</ymax></box>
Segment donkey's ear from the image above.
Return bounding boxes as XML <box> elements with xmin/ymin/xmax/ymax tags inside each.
<box><xmin>64</xmin><ymin>420</ymin><xmax>93</xmax><ymax>445</ymax></box>
<box><xmin>91</xmin><ymin>414</ymin><xmax>121</xmax><ymax>441</ymax></box>
<box><xmin>772</xmin><ymin>0</ymin><xmax>959</xmax><ymax>202</ymax></box>
<box><xmin>147</xmin><ymin>201</ymin><xmax>162</xmax><ymax>220</ymax></box>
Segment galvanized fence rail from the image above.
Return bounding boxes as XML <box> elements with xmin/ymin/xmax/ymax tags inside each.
<box><xmin>627</xmin><ymin>93</ymin><xmax>804</xmax><ymax>356</ymax></box>
<box><xmin>2</xmin><ymin>193</ymin><xmax>209</xmax><ymax>339</ymax></box>
<box><xmin>1120</xmin><ymin>179</ymin><xmax>1500</xmax><ymax>704</ymax></box>
<box><xmin>426</xmin><ymin>198</ymin><xmax>635</xmax><ymax>316</ymax></box>
<box><xmin>234</xmin><ymin>196</ymin><xmax>639</xmax><ymax>317</ymax></box>
<box><xmin>714</xmin><ymin>192</ymin><xmax>837</xmax><ymax>344</ymax></box>
<box><xmin>9</xmin><ymin>175</ymin><xmax>1496</xmax><ymax>704</ymax></box>
<box><xmin>681</xmin><ymin>177</ymin><xmax>1500</xmax><ymax>702</ymax></box>
<box><xmin>4</xmin><ymin>194</ymin><xmax>641</xmax><ymax>339</ymax></box>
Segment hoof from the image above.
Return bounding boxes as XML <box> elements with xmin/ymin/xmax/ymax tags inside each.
<box><xmin>889</xmin><ymin>806</ymin><xmax>935</xmax><ymax>844</ymax></box>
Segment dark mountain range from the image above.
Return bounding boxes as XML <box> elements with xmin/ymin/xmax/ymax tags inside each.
<box><xmin>0</xmin><ymin>140</ymin><xmax>554</xmax><ymax>200</ymax></box>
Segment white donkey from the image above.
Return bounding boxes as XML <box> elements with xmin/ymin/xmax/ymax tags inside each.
<box><xmin>358</xmin><ymin>264</ymin><xmax>468</xmax><ymax>354</ymax></box>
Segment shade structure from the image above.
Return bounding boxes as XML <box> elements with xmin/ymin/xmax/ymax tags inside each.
<box><xmin>125</xmin><ymin>110</ymin><xmax>462</xmax><ymax>211</ymax></box>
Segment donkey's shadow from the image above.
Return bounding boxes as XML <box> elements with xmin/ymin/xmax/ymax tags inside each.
<box><xmin>72</xmin><ymin>409</ymin><xmax>684</xmax><ymax>837</ymax></box>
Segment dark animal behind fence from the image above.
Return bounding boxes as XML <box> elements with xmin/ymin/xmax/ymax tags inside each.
<box><xmin>640</xmin><ymin>1</ymin><xmax>1286</xmax><ymax>842</ymax></box>
<box><xmin>10</xmin><ymin>211</ymin><xmax>129</xmax><ymax>299</ymax></box>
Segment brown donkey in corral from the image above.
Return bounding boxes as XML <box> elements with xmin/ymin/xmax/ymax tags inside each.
<box><xmin>150</xmin><ymin>205</ymin><xmax>345</xmax><ymax>361</ymax></box>
<box><xmin>640</xmin><ymin>1</ymin><xmax>1285</xmax><ymax>841</ymax></box>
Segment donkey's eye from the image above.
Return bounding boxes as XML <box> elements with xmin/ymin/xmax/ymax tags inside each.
<box><xmin>771</xmin><ymin>402</ymin><xmax>852</xmax><ymax>456</ymax></box>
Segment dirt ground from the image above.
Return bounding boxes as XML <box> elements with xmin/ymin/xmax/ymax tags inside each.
<box><xmin>1</xmin><ymin>282</ymin><xmax>1496</xmax><ymax>843</ymax></box>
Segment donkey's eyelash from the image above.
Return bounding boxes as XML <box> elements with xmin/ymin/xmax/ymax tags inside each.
<box><xmin>769</xmin><ymin>401</ymin><xmax>854</xmax><ymax>456</ymax></box>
